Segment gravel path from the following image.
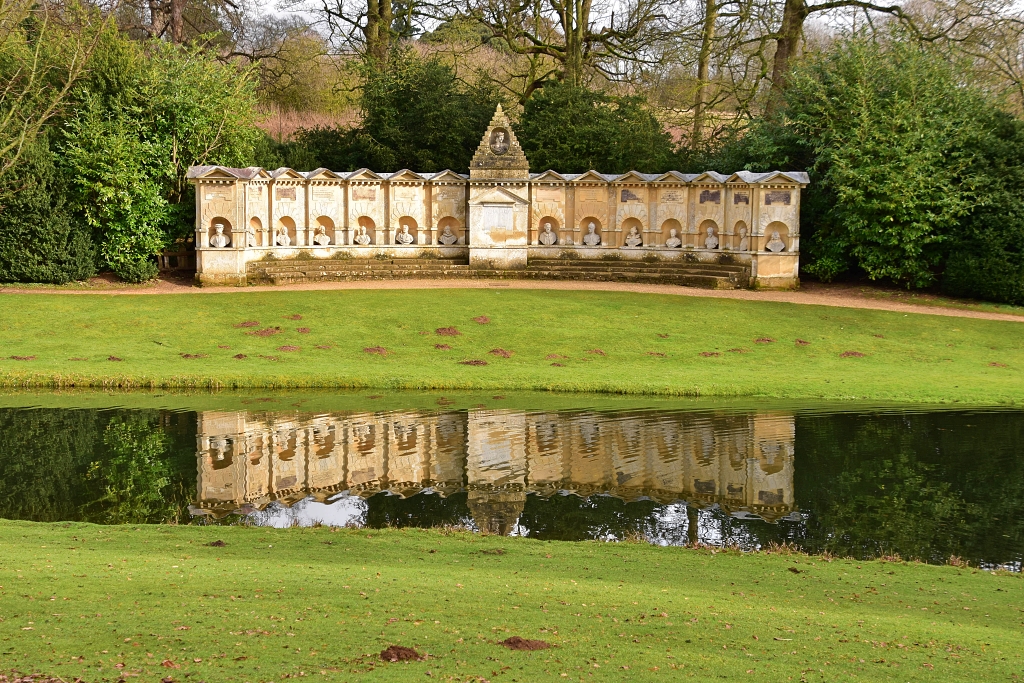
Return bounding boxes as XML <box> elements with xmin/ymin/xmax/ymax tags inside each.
<box><xmin>2</xmin><ymin>275</ymin><xmax>1022</xmax><ymax>323</ymax></box>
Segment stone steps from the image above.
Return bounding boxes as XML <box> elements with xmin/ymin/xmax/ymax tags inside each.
<box><xmin>246</xmin><ymin>257</ymin><xmax>750</xmax><ymax>289</ymax></box>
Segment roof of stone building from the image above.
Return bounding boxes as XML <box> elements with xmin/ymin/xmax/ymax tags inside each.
<box><xmin>186</xmin><ymin>166</ymin><xmax>264</xmax><ymax>179</ymax></box>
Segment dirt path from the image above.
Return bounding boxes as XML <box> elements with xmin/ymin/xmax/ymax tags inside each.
<box><xmin>2</xmin><ymin>275</ymin><xmax>1022</xmax><ymax>323</ymax></box>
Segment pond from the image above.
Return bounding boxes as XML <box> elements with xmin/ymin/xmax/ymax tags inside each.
<box><xmin>0</xmin><ymin>391</ymin><xmax>1021</xmax><ymax>571</ymax></box>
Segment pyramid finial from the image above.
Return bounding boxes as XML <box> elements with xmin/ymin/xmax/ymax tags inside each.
<box><xmin>471</xmin><ymin>102</ymin><xmax>529</xmax><ymax>179</ymax></box>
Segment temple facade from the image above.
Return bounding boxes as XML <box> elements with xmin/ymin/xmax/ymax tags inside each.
<box><xmin>188</xmin><ymin>105</ymin><xmax>808</xmax><ymax>288</ymax></box>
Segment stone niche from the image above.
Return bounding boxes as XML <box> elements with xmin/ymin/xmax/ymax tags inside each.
<box><xmin>187</xmin><ymin>106</ymin><xmax>808</xmax><ymax>288</ymax></box>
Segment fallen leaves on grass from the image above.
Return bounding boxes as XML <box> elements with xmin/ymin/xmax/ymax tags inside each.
<box><xmin>277</xmin><ymin>346</ymin><xmax>300</xmax><ymax>352</ymax></box>
<box><xmin>499</xmin><ymin>636</ymin><xmax>551</xmax><ymax>651</ymax></box>
<box><xmin>205</xmin><ymin>540</ymin><xmax>226</xmax><ymax>547</ymax></box>
<box><xmin>795</xmin><ymin>339</ymin><xmax>811</xmax><ymax>346</ymax></box>
<box><xmin>315</xmin><ymin>345</ymin><xmax>332</xmax><ymax>350</ymax></box>
<box><xmin>217</xmin><ymin>345</ymin><xmax>231</xmax><ymax>349</ymax></box>
<box><xmin>989</xmin><ymin>362</ymin><xmax>1008</xmax><ymax>367</ymax></box>
<box><xmin>460</xmin><ymin>359</ymin><xmax>488</xmax><ymax>366</ymax></box>
<box><xmin>247</xmin><ymin>327</ymin><xmax>282</xmax><ymax>337</ymax></box>
<box><xmin>0</xmin><ymin>673</ymin><xmax>75</xmax><ymax>683</ymax></box>
<box><xmin>700</xmin><ymin>352</ymin><xmax>720</xmax><ymax>357</ymax></box>
<box><xmin>587</xmin><ymin>349</ymin><xmax>606</xmax><ymax>356</ymax></box>
<box><xmin>551</xmin><ymin>362</ymin><xmax>565</xmax><ymax>367</ymax></box>
<box><xmin>754</xmin><ymin>337</ymin><xmax>776</xmax><ymax>344</ymax></box>
<box><xmin>258</xmin><ymin>355</ymin><xmax>279</xmax><ymax>361</ymax></box>
<box><xmin>364</xmin><ymin>346</ymin><xmax>389</xmax><ymax>356</ymax></box>
<box><xmin>546</xmin><ymin>354</ymin><xmax>568</xmax><ymax>359</ymax></box>
<box><xmin>296</xmin><ymin>327</ymin><xmax>311</xmax><ymax>334</ymax></box>
<box><xmin>161</xmin><ymin>660</ymin><xmax>180</xmax><ymax>669</ymax></box>
<box><xmin>107</xmin><ymin>356</ymin><xmax>123</xmax><ymax>362</ymax></box>
<box><xmin>436</xmin><ymin>327</ymin><xmax>461</xmax><ymax>336</ymax></box>
<box><xmin>436</xmin><ymin>397</ymin><xmax>454</xmax><ymax>406</ymax></box>
<box><xmin>233</xmin><ymin>354</ymin><xmax>247</xmax><ymax>360</ymax></box>
<box><xmin>435</xmin><ymin>344</ymin><xmax>452</xmax><ymax>350</ymax></box>
<box><xmin>728</xmin><ymin>348</ymin><xmax>750</xmax><ymax>353</ymax></box>
<box><xmin>657</xmin><ymin>333</ymin><xmax>670</xmax><ymax>338</ymax></box>
<box><xmin>840</xmin><ymin>351</ymin><xmax>866</xmax><ymax>358</ymax></box>
<box><xmin>380</xmin><ymin>646</ymin><xmax>422</xmax><ymax>662</ymax></box>
<box><xmin>233</xmin><ymin>321</ymin><xmax>260</xmax><ymax>328</ymax></box>
<box><xmin>788</xmin><ymin>567</ymin><xmax>801</xmax><ymax>574</ymax></box>
<box><xmin>473</xmin><ymin>316</ymin><xmax>491</xmax><ymax>324</ymax></box>
<box><xmin>69</xmin><ymin>357</ymin><xmax>88</xmax><ymax>361</ymax></box>
<box><xmin>8</xmin><ymin>356</ymin><xmax>35</xmax><ymax>361</ymax></box>
<box><xmin>489</xmin><ymin>348</ymin><xmax>513</xmax><ymax>358</ymax></box>
<box><xmin>284</xmin><ymin>314</ymin><xmax>303</xmax><ymax>320</ymax></box>
<box><xmin>180</xmin><ymin>353</ymin><xmax>208</xmax><ymax>359</ymax></box>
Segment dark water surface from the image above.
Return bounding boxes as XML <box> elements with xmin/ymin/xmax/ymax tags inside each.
<box><xmin>0</xmin><ymin>395</ymin><xmax>1021</xmax><ymax>570</ymax></box>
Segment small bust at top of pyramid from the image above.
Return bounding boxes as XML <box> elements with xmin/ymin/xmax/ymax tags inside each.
<box><xmin>470</xmin><ymin>104</ymin><xmax>530</xmax><ymax>180</ymax></box>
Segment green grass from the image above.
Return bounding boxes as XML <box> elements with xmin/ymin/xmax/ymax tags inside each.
<box><xmin>0</xmin><ymin>523</ymin><xmax>1020</xmax><ymax>682</ymax></box>
<box><xmin>0</xmin><ymin>289</ymin><xmax>1022</xmax><ymax>402</ymax></box>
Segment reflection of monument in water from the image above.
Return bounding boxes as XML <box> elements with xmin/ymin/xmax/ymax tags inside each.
<box><xmin>192</xmin><ymin>408</ymin><xmax>796</xmax><ymax>528</ymax></box>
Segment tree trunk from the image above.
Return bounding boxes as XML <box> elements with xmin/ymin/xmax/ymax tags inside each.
<box><xmin>691</xmin><ymin>0</ymin><xmax>717</xmax><ymax>147</ymax></box>
<box><xmin>169</xmin><ymin>0</ymin><xmax>185</xmax><ymax>43</ymax></box>
<box><xmin>561</xmin><ymin>0</ymin><xmax>590</xmax><ymax>87</ymax></box>
<box><xmin>364</xmin><ymin>0</ymin><xmax>393</xmax><ymax>66</ymax></box>
<box><xmin>766</xmin><ymin>0</ymin><xmax>807</xmax><ymax>115</ymax></box>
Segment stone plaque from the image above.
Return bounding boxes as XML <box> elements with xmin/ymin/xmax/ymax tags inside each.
<box><xmin>699</xmin><ymin>189</ymin><xmax>721</xmax><ymax>204</ymax></box>
<box><xmin>352</xmin><ymin>186</ymin><xmax>377</xmax><ymax>202</ymax></box>
<box><xmin>312</xmin><ymin>188</ymin><xmax>334</xmax><ymax>201</ymax></box>
<box><xmin>620</xmin><ymin>189</ymin><xmax>642</xmax><ymax>202</ymax></box>
<box><xmin>276</xmin><ymin>187</ymin><xmax>296</xmax><ymax>201</ymax></box>
<box><xmin>660</xmin><ymin>189</ymin><xmax>683</xmax><ymax>203</ymax></box>
<box><xmin>536</xmin><ymin>187</ymin><xmax>562</xmax><ymax>202</ymax></box>
<box><xmin>205</xmin><ymin>189</ymin><xmax>230</xmax><ymax>201</ymax></box>
<box><xmin>395</xmin><ymin>186</ymin><xmax>419</xmax><ymax>201</ymax></box>
<box><xmin>765</xmin><ymin>190</ymin><xmax>791</xmax><ymax>205</ymax></box>
<box><xmin>733</xmin><ymin>191</ymin><xmax>749</xmax><ymax>205</ymax></box>
<box><xmin>580</xmin><ymin>188</ymin><xmax>603</xmax><ymax>202</ymax></box>
<box><xmin>489</xmin><ymin>127</ymin><xmax>510</xmax><ymax>155</ymax></box>
<box><xmin>247</xmin><ymin>186</ymin><xmax>263</xmax><ymax>200</ymax></box>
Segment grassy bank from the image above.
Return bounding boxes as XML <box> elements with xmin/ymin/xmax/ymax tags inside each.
<box><xmin>0</xmin><ymin>289</ymin><xmax>1022</xmax><ymax>402</ymax></box>
<box><xmin>0</xmin><ymin>523</ymin><xmax>1019</xmax><ymax>682</ymax></box>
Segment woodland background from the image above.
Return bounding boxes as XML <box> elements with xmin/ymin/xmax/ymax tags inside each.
<box><xmin>2</xmin><ymin>0</ymin><xmax>1024</xmax><ymax>303</ymax></box>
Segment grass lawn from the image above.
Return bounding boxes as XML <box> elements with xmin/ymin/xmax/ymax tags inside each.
<box><xmin>0</xmin><ymin>289</ymin><xmax>1021</xmax><ymax>402</ymax></box>
<box><xmin>0</xmin><ymin>523</ymin><xmax>1020</xmax><ymax>682</ymax></box>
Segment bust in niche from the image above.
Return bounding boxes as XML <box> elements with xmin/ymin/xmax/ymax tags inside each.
<box><xmin>738</xmin><ymin>227</ymin><xmax>749</xmax><ymax>251</ymax></box>
<box><xmin>766</xmin><ymin>230</ymin><xmax>786</xmax><ymax>252</ymax></box>
<box><xmin>313</xmin><ymin>225</ymin><xmax>331</xmax><ymax>246</ymax></box>
<box><xmin>438</xmin><ymin>225</ymin><xmax>458</xmax><ymax>245</ymax></box>
<box><xmin>582</xmin><ymin>222</ymin><xmax>601</xmax><ymax>246</ymax></box>
<box><xmin>539</xmin><ymin>222</ymin><xmax>557</xmax><ymax>246</ymax></box>
<box><xmin>704</xmin><ymin>226</ymin><xmax>719</xmax><ymax>250</ymax></box>
<box><xmin>245</xmin><ymin>224</ymin><xmax>258</xmax><ymax>248</ymax></box>
<box><xmin>354</xmin><ymin>226</ymin><xmax>371</xmax><ymax>245</ymax></box>
<box><xmin>665</xmin><ymin>229</ymin><xmax>682</xmax><ymax>248</ymax></box>
<box><xmin>395</xmin><ymin>226</ymin><xmax>415</xmax><ymax>244</ymax></box>
<box><xmin>489</xmin><ymin>128</ymin><xmax>510</xmax><ymax>155</ymax></box>
<box><xmin>624</xmin><ymin>226</ymin><xmax>643</xmax><ymax>247</ymax></box>
<box><xmin>274</xmin><ymin>227</ymin><xmax>291</xmax><ymax>247</ymax></box>
<box><xmin>210</xmin><ymin>223</ymin><xmax>230</xmax><ymax>248</ymax></box>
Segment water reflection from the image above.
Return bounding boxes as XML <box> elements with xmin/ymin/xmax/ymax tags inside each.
<box><xmin>191</xmin><ymin>409</ymin><xmax>797</xmax><ymax>532</ymax></box>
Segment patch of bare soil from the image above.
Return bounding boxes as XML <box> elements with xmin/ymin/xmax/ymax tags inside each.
<box><xmin>284</xmin><ymin>314</ymin><xmax>303</xmax><ymax>320</ymax></box>
<box><xmin>989</xmin><ymin>362</ymin><xmax>1008</xmax><ymax>367</ymax></box>
<box><xmin>234</xmin><ymin>321</ymin><xmax>260</xmax><ymax>328</ymax></box>
<box><xmin>296</xmin><ymin>327</ymin><xmax>311</xmax><ymax>334</ymax></box>
<box><xmin>657</xmin><ymin>333</ymin><xmax>670</xmax><ymax>338</ymax></box>
<box><xmin>233</xmin><ymin>354</ymin><xmax>247</xmax><ymax>359</ymax></box>
<box><xmin>473</xmin><ymin>316</ymin><xmax>491</xmax><ymax>324</ymax></box>
<box><xmin>9</xmin><ymin>356</ymin><xmax>35</xmax><ymax>361</ymax></box>
<box><xmin>498</xmin><ymin>636</ymin><xmax>551</xmax><ymax>651</ymax></box>
<box><xmin>840</xmin><ymin>351</ymin><xmax>866</xmax><ymax>358</ymax></box>
<box><xmin>364</xmin><ymin>346</ymin><xmax>389</xmax><ymax>355</ymax></box>
<box><xmin>0</xmin><ymin>673</ymin><xmax>81</xmax><ymax>683</ymax></box>
<box><xmin>69</xmin><ymin>357</ymin><xmax>88</xmax><ymax>361</ymax></box>
<box><xmin>586</xmin><ymin>349</ymin><xmax>606</xmax><ymax>356</ymax></box>
<box><xmin>436</xmin><ymin>326</ymin><xmax>461</xmax><ymax>336</ymax></box>
<box><xmin>277</xmin><ymin>345</ymin><xmax>300</xmax><ymax>352</ymax></box>
<box><xmin>315</xmin><ymin>344</ymin><xmax>332</xmax><ymax>349</ymax></box>
<box><xmin>755</xmin><ymin>337</ymin><xmax>776</xmax><ymax>344</ymax></box>
<box><xmin>380</xmin><ymin>646</ymin><xmax>422</xmax><ymax>662</ymax></box>
<box><xmin>492</xmin><ymin>395</ymin><xmax>505</xmax><ymax>400</ymax></box>
<box><xmin>180</xmin><ymin>353</ymin><xmax>207</xmax><ymax>359</ymax></box>
<box><xmin>460</xmin><ymin>359</ymin><xmax>488</xmax><ymax>366</ymax></box>
<box><xmin>247</xmin><ymin>327</ymin><xmax>282</xmax><ymax>337</ymax></box>
<box><xmin>218</xmin><ymin>345</ymin><xmax>231</xmax><ymax>349</ymax></box>
<box><xmin>551</xmin><ymin>362</ymin><xmax>565</xmax><ymax>367</ymax></box>
<box><xmin>205</xmin><ymin>540</ymin><xmax>226</xmax><ymax>547</ymax></box>
<box><xmin>489</xmin><ymin>348</ymin><xmax>513</xmax><ymax>358</ymax></box>
<box><xmin>258</xmin><ymin>354</ymin><xmax>279</xmax><ymax>361</ymax></box>
<box><xmin>647</xmin><ymin>351</ymin><xmax>666</xmax><ymax>357</ymax></box>
<box><xmin>435</xmin><ymin>344</ymin><xmax>452</xmax><ymax>350</ymax></box>
<box><xmin>873</xmin><ymin>334</ymin><xmax>885</xmax><ymax>338</ymax></box>
<box><xmin>728</xmin><ymin>348</ymin><xmax>750</xmax><ymax>353</ymax></box>
<box><xmin>795</xmin><ymin>339</ymin><xmax>811</xmax><ymax>346</ymax></box>
<box><xmin>546</xmin><ymin>354</ymin><xmax>568</xmax><ymax>359</ymax></box>
<box><xmin>107</xmin><ymin>356</ymin><xmax>123</xmax><ymax>362</ymax></box>
<box><xmin>700</xmin><ymin>352</ymin><xmax>720</xmax><ymax>357</ymax></box>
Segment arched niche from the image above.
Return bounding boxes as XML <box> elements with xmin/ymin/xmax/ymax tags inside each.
<box><xmin>536</xmin><ymin>215</ymin><xmax>559</xmax><ymax>245</ymax></box>
<box><xmin>249</xmin><ymin>216</ymin><xmax>264</xmax><ymax>247</ymax></box>
<box><xmin>763</xmin><ymin>221</ymin><xmax>789</xmax><ymax>252</ymax></box>
<box><xmin>314</xmin><ymin>216</ymin><xmax>334</xmax><ymax>246</ymax></box>
<box><xmin>275</xmin><ymin>216</ymin><xmax>296</xmax><ymax>247</ymax></box>
<box><xmin>579</xmin><ymin>216</ymin><xmax>603</xmax><ymax>247</ymax></box>
<box><xmin>396</xmin><ymin>215</ymin><xmax>418</xmax><ymax>245</ymax></box>
<box><xmin>355</xmin><ymin>215</ymin><xmax>376</xmax><ymax>245</ymax></box>
<box><xmin>436</xmin><ymin>215</ymin><xmax>463</xmax><ymax>245</ymax></box>
<box><xmin>661</xmin><ymin>218</ymin><xmax>683</xmax><ymax>248</ymax></box>
<box><xmin>733</xmin><ymin>220</ymin><xmax>749</xmax><ymax>251</ymax></box>
<box><xmin>209</xmin><ymin>217</ymin><xmax>232</xmax><ymax>248</ymax></box>
<box><xmin>621</xmin><ymin>217</ymin><xmax>643</xmax><ymax>247</ymax></box>
<box><xmin>698</xmin><ymin>219</ymin><xmax>719</xmax><ymax>250</ymax></box>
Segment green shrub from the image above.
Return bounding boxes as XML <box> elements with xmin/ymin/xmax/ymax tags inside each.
<box><xmin>0</xmin><ymin>136</ymin><xmax>95</xmax><ymax>284</ymax></box>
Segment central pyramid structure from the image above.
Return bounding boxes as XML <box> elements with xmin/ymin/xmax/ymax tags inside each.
<box><xmin>469</xmin><ymin>104</ymin><xmax>530</xmax><ymax>180</ymax></box>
